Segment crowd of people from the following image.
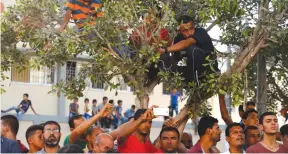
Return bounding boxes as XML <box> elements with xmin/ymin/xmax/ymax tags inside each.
<box><xmin>1</xmin><ymin>93</ymin><xmax>288</xmax><ymax>153</ymax></box>
<box><xmin>68</xmin><ymin>96</ymin><xmax>136</xmax><ymax>129</ymax></box>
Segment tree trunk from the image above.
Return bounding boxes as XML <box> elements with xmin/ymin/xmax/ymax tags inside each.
<box><xmin>256</xmin><ymin>52</ymin><xmax>267</xmax><ymax>114</ymax></box>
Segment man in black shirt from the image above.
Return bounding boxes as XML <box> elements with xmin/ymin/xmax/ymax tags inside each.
<box><xmin>159</xmin><ymin>15</ymin><xmax>219</xmax><ymax>85</ymax></box>
<box><xmin>1</xmin><ymin>93</ymin><xmax>38</xmax><ymax>118</ymax></box>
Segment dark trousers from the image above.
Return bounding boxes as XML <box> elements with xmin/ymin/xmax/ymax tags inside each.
<box><xmin>147</xmin><ymin>45</ymin><xmax>219</xmax><ymax>85</ymax></box>
<box><xmin>100</xmin><ymin>118</ymin><xmax>111</xmax><ymax>129</ymax></box>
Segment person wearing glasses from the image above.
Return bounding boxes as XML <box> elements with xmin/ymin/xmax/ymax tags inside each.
<box><xmin>37</xmin><ymin>121</ymin><xmax>62</xmax><ymax>153</ymax></box>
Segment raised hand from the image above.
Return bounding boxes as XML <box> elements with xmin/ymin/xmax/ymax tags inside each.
<box><xmin>163</xmin><ymin>117</ymin><xmax>177</xmax><ymax>128</ymax></box>
<box><xmin>99</xmin><ymin>103</ymin><xmax>113</xmax><ymax>118</ymax></box>
<box><xmin>141</xmin><ymin>105</ymin><xmax>158</xmax><ymax>122</ymax></box>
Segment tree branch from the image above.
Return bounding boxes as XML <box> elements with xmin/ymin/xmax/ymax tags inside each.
<box><xmin>205</xmin><ymin>20</ymin><xmax>217</xmax><ymax>32</ymax></box>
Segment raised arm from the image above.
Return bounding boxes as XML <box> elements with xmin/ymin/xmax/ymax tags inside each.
<box><xmin>159</xmin><ymin>38</ymin><xmax>196</xmax><ymax>54</ymax></box>
<box><xmin>69</xmin><ymin>103</ymin><xmax>113</xmax><ymax>144</ymax></box>
<box><xmin>118</xmin><ymin>108</ymin><xmax>155</xmax><ymax>146</ymax></box>
<box><xmin>109</xmin><ymin>119</ymin><xmax>134</xmax><ymax>140</ymax></box>
<box><xmin>219</xmin><ymin>94</ymin><xmax>233</xmax><ymax>125</ymax></box>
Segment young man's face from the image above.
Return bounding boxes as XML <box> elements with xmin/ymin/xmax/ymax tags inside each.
<box><xmin>23</xmin><ymin>95</ymin><xmax>28</xmax><ymax>100</ymax></box>
<box><xmin>160</xmin><ymin>131</ymin><xmax>179</xmax><ymax>153</ymax></box>
<box><xmin>28</xmin><ymin>130</ymin><xmax>44</xmax><ymax>150</ymax></box>
<box><xmin>226</xmin><ymin>126</ymin><xmax>244</xmax><ymax>148</ymax></box>
<box><xmin>245</xmin><ymin>129</ymin><xmax>261</xmax><ymax>148</ymax></box>
<box><xmin>118</xmin><ymin>102</ymin><xmax>122</xmax><ymax>106</ymax></box>
<box><xmin>131</xmin><ymin>107</ymin><xmax>135</xmax><ymax>112</ymax></box>
<box><xmin>85</xmin><ymin>100</ymin><xmax>89</xmax><ymax>104</ymax></box>
<box><xmin>43</xmin><ymin>124</ymin><xmax>61</xmax><ymax>147</ymax></box>
<box><xmin>243</xmin><ymin>112</ymin><xmax>259</xmax><ymax>127</ymax></box>
<box><xmin>179</xmin><ymin>21</ymin><xmax>194</xmax><ymax>39</ymax></box>
<box><xmin>74</xmin><ymin>99</ymin><xmax>78</xmax><ymax>104</ymax></box>
<box><xmin>137</xmin><ymin>119</ymin><xmax>152</xmax><ymax>135</ymax></box>
<box><xmin>103</xmin><ymin>99</ymin><xmax>108</xmax><ymax>104</ymax></box>
<box><xmin>260</xmin><ymin>115</ymin><xmax>278</xmax><ymax>135</ymax></box>
<box><xmin>210</xmin><ymin>123</ymin><xmax>222</xmax><ymax>142</ymax></box>
<box><xmin>93</xmin><ymin>102</ymin><xmax>97</xmax><ymax>106</ymax></box>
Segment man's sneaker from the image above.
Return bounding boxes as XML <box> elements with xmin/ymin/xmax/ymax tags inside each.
<box><xmin>1</xmin><ymin>110</ymin><xmax>6</xmax><ymax>113</ymax></box>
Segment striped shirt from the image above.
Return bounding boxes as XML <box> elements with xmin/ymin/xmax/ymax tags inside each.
<box><xmin>64</xmin><ymin>0</ymin><xmax>103</xmax><ymax>29</ymax></box>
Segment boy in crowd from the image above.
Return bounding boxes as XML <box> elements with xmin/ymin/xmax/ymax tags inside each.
<box><xmin>246</xmin><ymin>112</ymin><xmax>286</xmax><ymax>153</ymax></box>
<box><xmin>2</xmin><ymin>93</ymin><xmax>38</xmax><ymax>118</ymax></box>
<box><xmin>26</xmin><ymin>125</ymin><xmax>44</xmax><ymax>153</ymax></box>
<box><xmin>170</xmin><ymin>88</ymin><xmax>182</xmax><ymax>116</ymax></box>
<box><xmin>124</xmin><ymin>105</ymin><xmax>136</xmax><ymax>122</ymax></box>
<box><xmin>69</xmin><ymin>98</ymin><xmax>79</xmax><ymax>118</ymax></box>
<box><xmin>83</xmin><ymin>98</ymin><xmax>91</xmax><ymax>119</ymax></box>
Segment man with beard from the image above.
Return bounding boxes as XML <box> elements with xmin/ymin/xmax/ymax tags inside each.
<box><xmin>37</xmin><ymin>121</ymin><xmax>61</xmax><ymax>153</ymax></box>
<box><xmin>246</xmin><ymin>112</ymin><xmax>286</xmax><ymax>153</ymax></box>
<box><xmin>117</xmin><ymin>107</ymin><xmax>158</xmax><ymax>153</ymax></box>
<box><xmin>186</xmin><ymin>116</ymin><xmax>222</xmax><ymax>153</ymax></box>
<box><xmin>92</xmin><ymin>133</ymin><xmax>114</xmax><ymax>153</ymax></box>
<box><xmin>156</xmin><ymin>127</ymin><xmax>180</xmax><ymax>153</ymax></box>
<box><xmin>26</xmin><ymin>125</ymin><xmax>44</xmax><ymax>153</ymax></box>
<box><xmin>222</xmin><ymin>123</ymin><xmax>245</xmax><ymax>153</ymax></box>
<box><xmin>64</xmin><ymin>103</ymin><xmax>113</xmax><ymax>149</ymax></box>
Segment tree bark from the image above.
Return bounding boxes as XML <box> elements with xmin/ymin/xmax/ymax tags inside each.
<box><xmin>256</xmin><ymin>52</ymin><xmax>267</xmax><ymax>114</ymax></box>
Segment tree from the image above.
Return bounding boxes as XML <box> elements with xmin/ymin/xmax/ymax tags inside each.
<box><xmin>1</xmin><ymin>0</ymin><xmax>287</xmax><ymax>125</ymax></box>
<box><xmin>246</xmin><ymin>28</ymin><xmax>288</xmax><ymax>112</ymax></box>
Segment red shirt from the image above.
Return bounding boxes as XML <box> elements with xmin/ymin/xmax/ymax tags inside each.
<box><xmin>118</xmin><ymin>135</ymin><xmax>157</xmax><ymax>153</ymax></box>
<box><xmin>17</xmin><ymin>140</ymin><xmax>28</xmax><ymax>153</ymax></box>
<box><xmin>129</xmin><ymin>27</ymin><xmax>169</xmax><ymax>47</ymax></box>
<box><xmin>155</xmin><ymin>148</ymin><xmax>164</xmax><ymax>153</ymax></box>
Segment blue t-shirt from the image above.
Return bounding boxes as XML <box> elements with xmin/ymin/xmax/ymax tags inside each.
<box><xmin>124</xmin><ymin>109</ymin><xmax>135</xmax><ymax>118</ymax></box>
<box><xmin>171</xmin><ymin>92</ymin><xmax>181</xmax><ymax>106</ymax></box>
<box><xmin>1</xmin><ymin>137</ymin><xmax>21</xmax><ymax>153</ymax></box>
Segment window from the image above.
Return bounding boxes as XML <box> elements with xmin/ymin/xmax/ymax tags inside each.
<box><xmin>66</xmin><ymin>61</ymin><xmax>76</xmax><ymax>81</ymax></box>
<box><xmin>11</xmin><ymin>67</ymin><xmax>30</xmax><ymax>83</ymax></box>
<box><xmin>11</xmin><ymin>66</ymin><xmax>55</xmax><ymax>84</ymax></box>
<box><xmin>92</xmin><ymin>81</ymin><xmax>104</xmax><ymax>89</ymax></box>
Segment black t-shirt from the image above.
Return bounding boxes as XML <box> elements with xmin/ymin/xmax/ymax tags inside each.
<box><xmin>20</xmin><ymin>100</ymin><xmax>32</xmax><ymax>113</ymax></box>
<box><xmin>174</xmin><ymin>28</ymin><xmax>214</xmax><ymax>61</ymax></box>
